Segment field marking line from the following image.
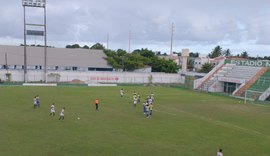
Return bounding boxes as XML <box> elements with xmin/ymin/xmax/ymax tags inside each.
<box><xmin>153</xmin><ymin>109</ymin><xmax>177</xmax><ymax>116</ymax></box>
<box><xmin>248</xmin><ymin>103</ymin><xmax>270</xmax><ymax>108</ymax></box>
<box><xmin>156</xmin><ymin>104</ymin><xmax>270</xmax><ymax>139</ymax></box>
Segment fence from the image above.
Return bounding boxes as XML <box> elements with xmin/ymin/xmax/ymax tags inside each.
<box><xmin>0</xmin><ymin>70</ymin><xmax>185</xmax><ymax>84</ymax></box>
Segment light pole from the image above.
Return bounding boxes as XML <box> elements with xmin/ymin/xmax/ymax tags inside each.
<box><xmin>22</xmin><ymin>0</ymin><xmax>47</xmax><ymax>82</ymax></box>
<box><xmin>170</xmin><ymin>22</ymin><xmax>174</xmax><ymax>56</ymax></box>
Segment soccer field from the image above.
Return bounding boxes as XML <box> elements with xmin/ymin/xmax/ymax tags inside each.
<box><xmin>1</xmin><ymin>86</ymin><xmax>270</xmax><ymax>156</ymax></box>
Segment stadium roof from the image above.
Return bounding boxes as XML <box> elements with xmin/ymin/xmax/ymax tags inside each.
<box><xmin>0</xmin><ymin>45</ymin><xmax>112</xmax><ymax>68</ymax></box>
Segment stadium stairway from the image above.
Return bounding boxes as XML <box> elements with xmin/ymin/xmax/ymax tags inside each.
<box><xmin>233</xmin><ymin>67</ymin><xmax>269</xmax><ymax>97</ymax></box>
<box><xmin>196</xmin><ymin>63</ymin><xmax>225</xmax><ymax>90</ymax></box>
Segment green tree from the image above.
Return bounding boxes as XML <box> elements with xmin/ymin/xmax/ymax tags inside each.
<box><xmin>116</xmin><ymin>49</ymin><xmax>127</xmax><ymax>57</ymax></box>
<box><xmin>223</xmin><ymin>49</ymin><xmax>232</xmax><ymax>57</ymax></box>
<box><xmin>106</xmin><ymin>57</ymin><xmax>121</xmax><ymax>69</ymax></box>
<box><xmin>189</xmin><ymin>52</ymin><xmax>199</xmax><ymax>57</ymax></box>
<box><xmin>103</xmin><ymin>48</ymin><xmax>178</xmax><ymax>73</ymax></box>
<box><xmin>90</xmin><ymin>43</ymin><xmax>105</xmax><ymax>50</ymax></box>
<box><xmin>152</xmin><ymin>58</ymin><xmax>179</xmax><ymax>73</ymax></box>
<box><xmin>82</xmin><ymin>45</ymin><xmax>89</xmax><ymax>49</ymax></box>
<box><xmin>133</xmin><ymin>48</ymin><xmax>155</xmax><ymax>58</ymax></box>
<box><xmin>208</xmin><ymin>46</ymin><xmax>222</xmax><ymax>58</ymax></box>
<box><xmin>200</xmin><ymin>63</ymin><xmax>214</xmax><ymax>73</ymax></box>
<box><xmin>66</xmin><ymin>44</ymin><xmax>80</xmax><ymax>49</ymax></box>
<box><xmin>187</xmin><ymin>58</ymin><xmax>194</xmax><ymax>70</ymax></box>
<box><xmin>241</xmin><ymin>51</ymin><xmax>249</xmax><ymax>58</ymax></box>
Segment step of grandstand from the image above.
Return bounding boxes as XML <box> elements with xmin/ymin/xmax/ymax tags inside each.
<box><xmin>222</xmin><ymin>64</ymin><xmax>262</xmax><ymax>80</ymax></box>
<box><xmin>249</xmin><ymin>68</ymin><xmax>270</xmax><ymax>92</ymax></box>
<box><xmin>235</xmin><ymin>67</ymin><xmax>269</xmax><ymax>98</ymax></box>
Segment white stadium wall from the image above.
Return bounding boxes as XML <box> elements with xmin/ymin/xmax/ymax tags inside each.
<box><xmin>0</xmin><ymin>70</ymin><xmax>185</xmax><ymax>84</ymax></box>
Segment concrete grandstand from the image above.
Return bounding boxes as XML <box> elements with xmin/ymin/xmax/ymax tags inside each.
<box><xmin>194</xmin><ymin>59</ymin><xmax>270</xmax><ymax>101</ymax></box>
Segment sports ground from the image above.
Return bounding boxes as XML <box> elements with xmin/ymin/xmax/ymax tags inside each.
<box><xmin>1</xmin><ymin>86</ymin><xmax>270</xmax><ymax>156</ymax></box>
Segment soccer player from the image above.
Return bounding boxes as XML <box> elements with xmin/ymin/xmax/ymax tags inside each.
<box><xmin>146</xmin><ymin>96</ymin><xmax>150</xmax><ymax>104</ymax></box>
<box><xmin>49</xmin><ymin>103</ymin><xmax>56</xmax><ymax>116</ymax></box>
<box><xmin>33</xmin><ymin>96</ymin><xmax>37</xmax><ymax>109</ymax></box>
<box><xmin>149</xmin><ymin>104</ymin><xmax>154</xmax><ymax>117</ymax></box>
<box><xmin>36</xmin><ymin>95</ymin><xmax>40</xmax><ymax>108</ymax></box>
<box><xmin>137</xmin><ymin>93</ymin><xmax>141</xmax><ymax>103</ymax></box>
<box><xmin>133</xmin><ymin>94</ymin><xmax>137</xmax><ymax>103</ymax></box>
<box><xmin>59</xmin><ymin>107</ymin><xmax>65</xmax><ymax>120</ymax></box>
<box><xmin>145</xmin><ymin>103</ymin><xmax>150</xmax><ymax>118</ymax></box>
<box><xmin>120</xmin><ymin>89</ymin><xmax>124</xmax><ymax>97</ymax></box>
<box><xmin>150</xmin><ymin>92</ymin><xmax>154</xmax><ymax>102</ymax></box>
<box><xmin>95</xmin><ymin>98</ymin><xmax>100</xmax><ymax>111</ymax></box>
<box><xmin>148</xmin><ymin>97</ymin><xmax>153</xmax><ymax>105</ymax></box>
<box><xmin>142</xmin><ymin>102</ymin><xmax>146</xmax><ymax>114</ymax></box>
<box><xmin>217</xmin><ymin>149</ymin><xmax>223</xmax><ymax>156</ymax></box>
<box><xmin>133</xmin><ymin>96</ymin><xmax>137</xmax><ymax>107</ymax></box>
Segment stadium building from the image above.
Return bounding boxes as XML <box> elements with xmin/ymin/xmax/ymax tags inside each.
<box><xmin>194</xmin><ymin>59</ymin><xmax>270</xmax><ymax>101</ymax></box>
<box><xmin>0</xmin><ymin>45</ymin><xmax>112</xmax><ymax>72</ymax></box>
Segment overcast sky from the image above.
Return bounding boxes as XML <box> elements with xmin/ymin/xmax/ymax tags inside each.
<box><xmin>1</xmin><ymin>0</ymin><xmax>270</xmax><ymax>56</ymax></box>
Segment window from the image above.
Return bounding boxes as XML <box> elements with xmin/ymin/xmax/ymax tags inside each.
<box><xmin>72</xmin><ymin>67</ymin><xmax>78</xmax><ymax>71</ymax></box>
<box><xmin>35</xmin><ymin>66</ymin><xmax>39</xmax><ymax>69</ymax></box>
<box><xmin>88</xmin><ymin>67</ymin><xmax>95</xmax><ymax>71</ymax></box>
<box><xmin>65</xmin><ymin>67</ymin><xmax>71</xmax><ymax>70</ymax></box>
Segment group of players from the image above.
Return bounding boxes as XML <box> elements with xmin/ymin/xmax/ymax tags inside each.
<box><xmin>33</xmin><ymin>96</ymin><xmax>66</xmax><ymax>120</ymax></box>
<box><xmin>120</xmin><ymin>89</ymin><xmax>155</xmax><ymax>118</ymax></box>
<box><xmin>33</xmin><ymin>89</ymin><xmax>154</xmax><ymax>121</ymax></box>
<box><xmin>49</xmin><ymin>103</ymin><xmax>65</xmax><ymax>120</ymax></box>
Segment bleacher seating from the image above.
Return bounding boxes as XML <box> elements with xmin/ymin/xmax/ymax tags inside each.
<box><xmin>222</xmin><ymin>64</ymin><xmax>262</xmax><ymax>80</ymax></box>
<box><xmin>249</xmin><ymin>68</ymin><xmax>270</xmax><ymax>92</ymax></box>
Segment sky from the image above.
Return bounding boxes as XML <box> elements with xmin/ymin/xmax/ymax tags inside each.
<box><xmin>0</xmin><ymin>0</ymin><xmax>270</xmax><ymax>57</ymax></box>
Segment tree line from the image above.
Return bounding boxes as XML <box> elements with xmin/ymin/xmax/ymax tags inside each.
<box><xmin>65</xmin><ymin>43</ymin><xmax>179</xmax><ymax>73</ymax></box>
<box><xmin>208</xmin><ymin>45</ymin><xmax>254</xmax><ymax>59</ymax></box>
<box><xmin>65</xmin><ymin>43</ymin><xmax>269</xmax><ymax>73</ymax></box>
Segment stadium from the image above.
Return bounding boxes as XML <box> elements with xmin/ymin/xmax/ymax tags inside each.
<box><xmin>195</xmin><ymin>59</ymin><xmax>270</xmax><ymax>102</ymax></box>
<box><xmin>1</xmin><ymin>45</ymin><xmax>270</xmax><ymax>156</ymax></box>
<box><xmin>0</xmin><ymin>0</ymin><xmax>270</xmax><ymax>156</ymax></box>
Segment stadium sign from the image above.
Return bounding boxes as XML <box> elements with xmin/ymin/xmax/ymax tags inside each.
<box><xmin>225</xmin><ymin>59</ymin><xmax>270</xmax><ymax>67</ymax></box>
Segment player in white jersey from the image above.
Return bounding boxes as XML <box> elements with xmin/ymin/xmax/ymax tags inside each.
<box><xmin>148</xmin><ymin>98</ymin><xmax>153</xmax><ymax>105</ymax></box>
<box><xmin>33</xmin><ymin>96</ymin><xmax>37</xmax><ymax>109</ymax></box>
<box><xmin>120</xmin><ymin>89</ymin><xmax>124</xmax><ymax>97</ymax></box>
<box><xmin>150</xmin><ymin>92</ymin><xmax>154</xmax><ymax>102</ymax></box>
<box><xmin>133</xmin><ymin>96</ymin><xmax>137</xmax><ymax>107</ymax></box>
<box><xmin>59</xmin><ymin>107</ymin><xmax>65</xmax><ymax>120</ymax></box>
<box><xmin>49</xmin><ymin>103</ymin><xmax>56</xmax><ymax>116</ymax></box>
<box><xmin>217</xmin><ymin>149</ymin><xmax>223</xmax><ymax>156</ymax></box>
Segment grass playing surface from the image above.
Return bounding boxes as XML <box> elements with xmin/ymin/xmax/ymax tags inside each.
<box><xmin>1</xmin><ymin>86</ymin><xmax>270</xmax><ymax>156</ymax></box>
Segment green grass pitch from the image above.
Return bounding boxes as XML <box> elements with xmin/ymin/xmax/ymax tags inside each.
<box><xmin>1</xmin><ymin>86</ymin><xmax>270</xmax><ymax>156</ymax></box>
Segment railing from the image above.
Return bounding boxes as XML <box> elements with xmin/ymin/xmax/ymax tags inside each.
<box><xmin>194</xmin><ymin>60</ymin><xmax>225</xmax><ymax>90</ymax></box>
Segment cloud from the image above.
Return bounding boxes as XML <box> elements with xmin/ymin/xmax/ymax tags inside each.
<box><xmin>0</xmin><ymin>0</ymin><xmax>270</xmax><ymax>56</ymax></box>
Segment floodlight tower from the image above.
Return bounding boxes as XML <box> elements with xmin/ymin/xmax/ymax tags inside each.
<box><xmin>22</xmin><ymin>0</ymin><xmax>47</xmax><ymax>82</ymax></box>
